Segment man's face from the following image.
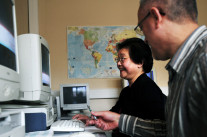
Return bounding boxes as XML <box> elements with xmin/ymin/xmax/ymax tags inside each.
<box><xmin>137</xmin><ymin>8</ymin><xmax>169</xmax><ymax>60</ymax></box>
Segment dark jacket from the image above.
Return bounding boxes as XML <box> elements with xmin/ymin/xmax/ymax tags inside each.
<box><xmin>110</xmin><ymin>73</ymin><xmax>166</xmax><ymax>137</ymax></box>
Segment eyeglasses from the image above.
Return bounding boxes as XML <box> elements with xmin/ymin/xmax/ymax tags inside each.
<box><xmin>134</xmin><ymin>11</ymin><xmax>165</xmax><ymax>35</ymax></box>
<box><xmin>115</xmin><ymin>57</ymin><xmax>127</xmax><ymax>63</ymax></box>
<box><xmin>134</xmin><ymin>12</ymin><xmax>150</xmax><ymax>35</ymax></box>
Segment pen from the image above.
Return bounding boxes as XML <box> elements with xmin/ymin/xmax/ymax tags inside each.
<box><xmin>87</xmin><ymin>105</ymin><xmax>98</xmax><ymax>120</ymax></box>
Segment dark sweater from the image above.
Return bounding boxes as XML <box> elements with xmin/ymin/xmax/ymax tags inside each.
<box><xmin>110</xmin><ymin>73</ymin><xmax>166</xmax><ymax>137</ymax></box>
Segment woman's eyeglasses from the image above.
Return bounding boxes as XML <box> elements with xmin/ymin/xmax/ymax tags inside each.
<box><xmin>115</xmin><ymin>57</ymin><xmax>127</xmax><ymax>63</ymax></box>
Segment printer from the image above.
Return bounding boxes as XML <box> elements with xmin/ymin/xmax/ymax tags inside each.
<box><xmin>0</xmin><ymin>104</ymin><xmax>54</xmax><ymax>133</ymax></box>
<box><xmin>0</xmin><ymin>110</ymin><xmax>25</xmax><ymax>137</ymax></box>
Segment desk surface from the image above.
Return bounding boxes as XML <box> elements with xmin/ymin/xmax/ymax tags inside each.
<box><xmin>25</xmin><ymin>126</ymin><xmax>111</xmax><ymax>137</ymax></box>
<box><xmin>53</xmin><ymin>132</ymin><xmax>106</xmax><ymax>137</ymax></box>
<box><xmin>53</xmin><ymin>126</ymin><xmax>108</xmax><ymax>137</ymax></box>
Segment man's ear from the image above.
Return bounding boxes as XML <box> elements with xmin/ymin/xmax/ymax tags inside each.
<box><xmin>150</xmin><ymin>7</ymin><xmax>163</xmax><ymax>29</ymax></box>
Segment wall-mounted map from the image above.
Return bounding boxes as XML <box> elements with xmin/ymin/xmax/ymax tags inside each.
<box><xmin>67</xmin><ymin>26</ymin><xmax>143</xmax><ymax>78</ymax></box>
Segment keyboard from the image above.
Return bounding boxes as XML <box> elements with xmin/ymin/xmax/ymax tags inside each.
<box><xmin>50</xmin><ymin>119</ymin><xmax>85</xmax><ymax>132</ymax></box>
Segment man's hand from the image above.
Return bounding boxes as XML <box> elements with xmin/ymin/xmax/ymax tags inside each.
<box><xmin>88</xmin><ymin>111</ymin><xmax>121</xmax><ymax>131</ymax></box>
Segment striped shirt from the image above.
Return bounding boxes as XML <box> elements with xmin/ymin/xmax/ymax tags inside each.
<box><xmin>165</xmin><ymin>25</ymin><xmax>207</xmax><ymax>137</ymax></box>
<box><xmin>118</xmin><ymin>25</ymin><xmax>207</xmax><ymax>137</ymax></box>
<box><xmin>119</xmin><ymin>114</ymin><xmax>166</xmax><ymax>137</ymax></box>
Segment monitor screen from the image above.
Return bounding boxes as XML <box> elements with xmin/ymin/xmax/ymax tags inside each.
<box><xmin>41</xmin><ymin>43</ymin><xmax>50</xmax><ymax>87</ymax></box>
<box><xmin>60</xmin><ymin>84</ymin><xmax>89</xmax><ymax>110</ymax></box>
<box><xmin>63</xmin><ymin>86</ymin><xmax>87</xmax><ymax>104</ymax></box>
<box><xmin>0</xmin><ymin>0</ymin><xmax>16</xmax><ymax>71</ymax></box>
<box><xmin>0</xmin><ymin>0</ymin><xmax>20</xmax><ymax>102</ymax></box>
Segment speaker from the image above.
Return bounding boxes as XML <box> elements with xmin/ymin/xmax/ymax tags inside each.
<box><xmin>56</xmin><ymin>96</ymin><xmax>61</xmax><ymax>120</ymax></box>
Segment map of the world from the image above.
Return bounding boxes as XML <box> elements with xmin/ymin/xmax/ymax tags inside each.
<box><xmin>67</xmin><ymin>26</ymin><xmax>144</xmax><ymax>78</ymax></box>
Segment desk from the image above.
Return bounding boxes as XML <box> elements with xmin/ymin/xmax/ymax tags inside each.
<box><xmin>25</xmin><ymin>126</ymin><xmax>111</xmax><ymax>137</ymax></box>
<box><xmin>53</xmin><ymin>132</ymin><xmax>106</xmax><ymax>137</ymax></box>
<box><xmin>53</xmin><ymin>126</ymin><xmax>108</xmax><ymax>137</ymax></box>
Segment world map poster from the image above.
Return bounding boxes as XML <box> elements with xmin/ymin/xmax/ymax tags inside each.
<box><xmin>67</xmin><ymin>26</ymin><xmax>144</xmax><ymax>78</ymax></box>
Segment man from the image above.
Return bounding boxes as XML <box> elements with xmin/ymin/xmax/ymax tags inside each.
<box><xmin>90</xmin><ymin>0</ymin><xmax>207</xmax><ymax>136</ymax></box>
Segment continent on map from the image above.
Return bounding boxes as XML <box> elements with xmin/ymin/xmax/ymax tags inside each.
<box><xmin>78</xmin><ymin>28</ymin><xmax>103</xmax><ymax>68</ymax></box>
<box><xmin>79</xmin><ymin>28</ymin><xmax>99</xmax><ymax>50</ymax></box>
<box><xmin>91</xmin><ymin>51</ymin><xmax>102</xmax><ymax>68</ymax></box>
<box><xmin>105</xmin><ymin>40</ymin><xmax>118</xmax><ymax>63</ymax></box>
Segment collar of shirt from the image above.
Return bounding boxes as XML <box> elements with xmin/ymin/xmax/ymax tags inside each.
<box><xmin>166</xmin><ymin>25</ymin><xmax>207</xmax><ymax>73</ymax></box>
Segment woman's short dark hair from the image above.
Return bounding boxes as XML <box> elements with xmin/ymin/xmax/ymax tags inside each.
<box><xmin>116</xmin><ymin>37</ymin><xmax>153</xmax><ymax>73</ymax></box>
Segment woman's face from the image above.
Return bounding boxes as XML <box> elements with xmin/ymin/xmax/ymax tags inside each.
<box><xmin>117</xmin><ymin>48</ymin><xmax>142</xmax><ymax>82</ymax></box>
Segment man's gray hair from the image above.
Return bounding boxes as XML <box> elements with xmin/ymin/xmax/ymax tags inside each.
<box><xmin>139</xmin><ymin>0</ymin><xmax>198</xmax><ymax>23</ymax></box>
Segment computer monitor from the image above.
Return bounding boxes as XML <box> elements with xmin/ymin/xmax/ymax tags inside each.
<box><xmin>0</xmin><ymin>0</ymin><xmax>20</xmax><ymax>102</ymax></box>
<box><xmin>18</xmin><ymin>34</ymin><xmax>51</xmax><ymax>103</ymax></box>
<box><xmin>60</xmin><ymin>84</ymin><xmax>90</xmax><ymax>113</ymax></box>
